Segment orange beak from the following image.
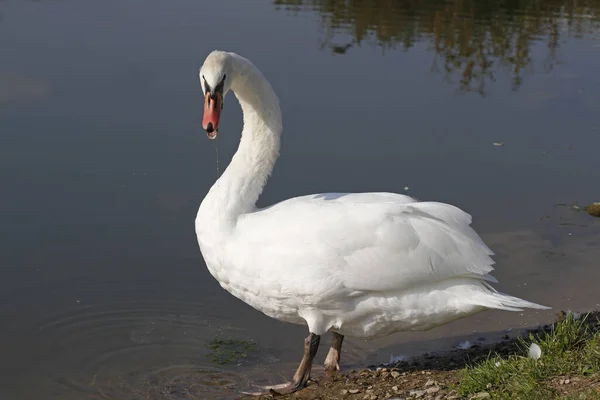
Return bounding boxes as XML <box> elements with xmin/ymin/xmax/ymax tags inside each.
<box><xmin>202</xmin><ymin>91</ymin><xmax>222</xmax><ymax>139</ymax></box>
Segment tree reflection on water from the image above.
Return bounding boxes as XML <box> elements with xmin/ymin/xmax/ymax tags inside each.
<box><xmin>274</xmin><ymin>0</ymin><xmax>600</xmax><ymax>95</ymax></box>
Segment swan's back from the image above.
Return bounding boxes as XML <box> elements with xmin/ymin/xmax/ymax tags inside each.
<box><xmin>231</xmin><ymin>192</ymin><xmax>497</xmax><ymax>297</ymax></box>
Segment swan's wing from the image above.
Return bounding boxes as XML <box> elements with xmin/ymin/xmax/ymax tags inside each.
<box><xmin>234</xmin><ymin>192</ymin><xmax>496</xmax><ymax>297</ymax></box>
<box><xmin>338</xmin><ymin>200</ymin><xmax>497</xmax><ymax>292</ymax></box>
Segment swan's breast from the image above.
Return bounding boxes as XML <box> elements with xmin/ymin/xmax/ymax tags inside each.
<box><xmin>196</xmin><ymin>234</ymin><xmax>306</xmax><ymax>325</ymax></box>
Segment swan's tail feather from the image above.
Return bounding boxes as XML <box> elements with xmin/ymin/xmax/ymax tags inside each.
<box><xmin>473</xmin><ymin>282</ymin><xmax>551</xmax><ymax>312</ymax></box>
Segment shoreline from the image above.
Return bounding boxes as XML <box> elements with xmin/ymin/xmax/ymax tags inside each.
<box><xmin>253</xmin><ymin>311</ymin><xmax>600</xmax><ymax>399</ymax></box>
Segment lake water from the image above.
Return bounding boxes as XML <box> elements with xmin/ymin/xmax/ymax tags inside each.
<box><xmin>1</xmin><ymin>0</ymin><xmax>600</xmax><ymax>398</ymax></box>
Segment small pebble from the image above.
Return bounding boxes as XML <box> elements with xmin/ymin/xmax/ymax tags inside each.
<box><xmin>341</xmin><ymin>389</ymin><xmax>349</xmax><ymax>395</ymax></box>
<box><xmin>349</xmin><ymin>389</ymin><xmax>360</xmax><ymax>394</ymax></box>
<box><xmin>425</xmin><ymin>379</ymin><xmax>436</xmax><ymax>386</ymax></box>
<box><xmin>565</xmin><ymin>379</ymin><xmax>571</xmax><ymax>384</ymax></box>
<box><xmin>392</xmin><ymin>385</ymin><xmax>399</xmax><ymax>391</ymax></box>
<box><xmin>586</xmin><ymin>203</ymin><xmax>600</xmax><ymax>217</ymax></box>
<box><xmin>391</xmin><ymin>371</ymin><xmax>400</xmax><ymax>378</ymax></box>
<box><xmin>426</xmin><ymin>387</ymin><xmax>440</xmax><ymax>394</ymax></box>
<box><xmin>409</xmin><ymin>389</ymin><xmax>426</xmax><ymax>398</ymax></box>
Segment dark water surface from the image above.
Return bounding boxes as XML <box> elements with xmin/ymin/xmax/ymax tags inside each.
<box><xmin>1</xmin><ymin>0</ymin><xmax>600</xmax><ymax>398</ymax></box>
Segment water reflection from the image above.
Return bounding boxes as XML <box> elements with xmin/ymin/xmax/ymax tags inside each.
<box><xmin>274</xmin><ymin>0</ymin><xmax>600</xmax><ymax>94</ymax></box>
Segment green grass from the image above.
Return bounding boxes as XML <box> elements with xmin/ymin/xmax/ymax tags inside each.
<box><xmin>459</xmin><ymin>312</ymin><xmax>600</xmax><ymax>399</ymax></box>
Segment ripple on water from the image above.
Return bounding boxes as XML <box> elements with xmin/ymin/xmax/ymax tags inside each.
<box><xmin>29</xmin><ymin>301</ymin><xmax>278</xmax><ymax>400</ymax></box>
<box><xmin>56</xmin><ymin>364</ymin><xmax>251</xmax><ymax>400</ymax></box>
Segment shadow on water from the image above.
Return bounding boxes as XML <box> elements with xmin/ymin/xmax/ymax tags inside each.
<box><xmin>274</xmin><ymin>0</ymin><xmax>600</xmax><ymax>95</ymax></box>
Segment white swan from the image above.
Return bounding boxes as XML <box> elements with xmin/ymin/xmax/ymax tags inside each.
<box><xmin>195</xmin><ymin>50</ymin><xmax>550</xmax><ymax>394</ymax></box>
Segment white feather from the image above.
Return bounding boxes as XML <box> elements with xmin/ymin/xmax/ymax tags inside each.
<box><xmin>528</xmin><ymin>343</ymin><xmax>542</xmax><ymax>360</ymax></box>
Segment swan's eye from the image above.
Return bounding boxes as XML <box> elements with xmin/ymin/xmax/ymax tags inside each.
<box><xmin>215</xmin><ymin>74</ymin><xmax>226</xmax><ymax>93</ymax></box>
<box><xmin>202</xmin><ymin>75</ymin><xmax>210</xmax><ymax>95</ymax></box>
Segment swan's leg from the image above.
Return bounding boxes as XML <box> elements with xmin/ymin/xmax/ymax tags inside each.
<box><xmin>324</xmin><ymin>331</ymin><xmax>344</xmax><ymax>373</ymax></box>
<box><xmin>242</xmin><ymin>333</ymin><xmax>320</xmax><ymax>396</ymax></box>
<box><xmin>267</xmin><ymin>332</ymin><xmax>321</xmax><ymax>395</ymax></box>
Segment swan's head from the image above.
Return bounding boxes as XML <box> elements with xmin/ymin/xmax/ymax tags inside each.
<box><xmin>199</xmin><ymin>51</ymin><xmax>234</xmax><ymax>139</ymax></box>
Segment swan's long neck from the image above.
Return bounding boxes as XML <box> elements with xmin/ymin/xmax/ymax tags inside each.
<box><xmin>197</xmin><ymin>56</ymin><xmax>282</xmax><ymax>233</ymax></box>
